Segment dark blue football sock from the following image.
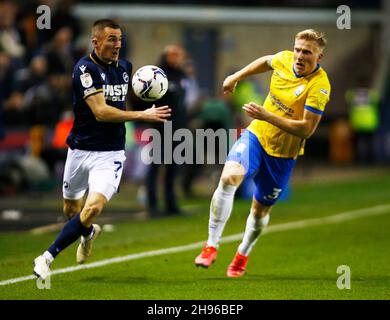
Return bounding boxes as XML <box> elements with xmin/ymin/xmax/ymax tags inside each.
<box><xmin>47</xmin><ymin>213</ymin><xmax>93</xmax><ymax>258</ymax></box>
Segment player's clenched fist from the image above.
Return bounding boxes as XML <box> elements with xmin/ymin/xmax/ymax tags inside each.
<box><xmin>222</xmin><ymin>74</ymin><xmax>238</xmax><ymax>94</ymax></box>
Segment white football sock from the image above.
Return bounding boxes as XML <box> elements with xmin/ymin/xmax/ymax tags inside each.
<box><xmin>43</xmin><ymin>251</ymin><xmax>54</xmax><ymax>264</ymax></box>
<box><xmin>238</xmin><ymin>212</ymin><xmax>270</xmax><ymax>256</ymax></box>
<box><xmin>207</xmin><ymin>181</ymin><xmax>237</xmax><ymax>248</ymax></box>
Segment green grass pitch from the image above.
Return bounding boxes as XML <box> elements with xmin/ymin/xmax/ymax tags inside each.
<box><xmin>0</xmin><ymin>173</ymin><xmax>389</xmax><ymax>300</ymax></box>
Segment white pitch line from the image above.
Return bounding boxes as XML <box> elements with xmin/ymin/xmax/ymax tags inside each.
<box><xmin>1</xmin><ymin>203</ymin><xmax>389</xmax><ymax>287</ymax></box>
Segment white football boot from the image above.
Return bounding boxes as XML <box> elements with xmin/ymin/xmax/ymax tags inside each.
<box><xmin>76</xmin><ymin>224</ymin><xmax>102</xmax><ymax>264</ymax></box>
<box><xmin>33</xmin><ymin>255</ymin><xmax>51</xmax><ymax>280</ymax></box>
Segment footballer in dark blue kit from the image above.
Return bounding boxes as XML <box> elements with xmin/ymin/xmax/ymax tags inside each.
<box><xmin>33</xmin><ymin>19</ymin><xmax>171</xmax><ymax>280</ymax></box>
<box><xmin>68</xmin><ymin>50</ymin><xmax>132</xmax><ymax>151</ymax></box>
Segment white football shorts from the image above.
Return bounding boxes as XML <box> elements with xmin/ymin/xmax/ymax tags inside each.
<box><xmin>62</xmin><ymin>148</ymin><xmax>126</xmax><ymax>201</ymax></box>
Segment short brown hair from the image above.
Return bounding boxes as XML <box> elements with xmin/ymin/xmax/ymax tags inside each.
<box><xmin>295</xmin><ymin>29</ymin><xmax>327</xmax><ymax>49</ymax></box>
<box><xmin>92</xmin><ymin>19</ymin><xmax>120</xmax><ymax>36</ymax></box>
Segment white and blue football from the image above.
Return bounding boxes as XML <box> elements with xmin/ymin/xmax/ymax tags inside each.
<box><xmin>132</xmin><ymin>65</ymin><xmax>168</xmax><ymax>102</ymax></box>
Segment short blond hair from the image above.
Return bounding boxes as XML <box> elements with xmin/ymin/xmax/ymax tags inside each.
<box><xmin>295</xmin><ymin>29</ymin><xmax>327</xmax><ymax>49</ymax></box>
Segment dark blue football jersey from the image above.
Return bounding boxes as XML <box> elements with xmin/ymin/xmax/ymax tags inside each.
<box><xmin>67</xmin><ymin>50</ymin><xmax>132</xmax><ymax>151</ymax></box>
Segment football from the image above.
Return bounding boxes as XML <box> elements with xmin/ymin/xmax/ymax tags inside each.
<box><xmin>132</xmin><ymin>65</ymin><xmax>168</xmax><ymax>102</ymax></box>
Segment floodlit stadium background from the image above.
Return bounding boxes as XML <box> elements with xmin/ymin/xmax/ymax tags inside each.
<box><xmin>0</xmin><ymin>0</ymin><xmax>389</xmax><ymax>300</ymax></box>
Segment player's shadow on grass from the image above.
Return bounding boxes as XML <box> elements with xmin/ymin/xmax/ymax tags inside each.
<box><xmin>203</xmin><ymin>275</ymin><xmax>369</xmax><ymax>282</ymax></box>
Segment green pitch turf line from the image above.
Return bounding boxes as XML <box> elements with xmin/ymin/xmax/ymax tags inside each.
<box><xmin>1</xmin><ymin>203</ymin><xmax>389</xmax><ymax>287</ymax></box>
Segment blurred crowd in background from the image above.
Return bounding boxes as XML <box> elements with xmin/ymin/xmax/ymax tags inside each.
<box><xmin>0</xmin><ymin>0</ymin><xmax>89</xmax><ymax>195</ymax></box>
<box><xmin>0</xmin><ymin>0</ymin><xmax>389</xmax><ymax>209</ymax></box>
<box><xmin>0</xmin><ymin>0</ymin><xmax>256</xmax><ymax>203</ymax></box>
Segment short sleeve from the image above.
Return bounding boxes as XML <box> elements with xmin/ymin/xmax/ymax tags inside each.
<box><xmin>270</xmin><ymin>51</ymin><xmax>290</xmax><ymax>70</ymax></box>
<box><xmin>73</xmin><ymin>63</ymin><xmax>104</xmax><ymax>100</ymax></box>
<box><xmin>304</xmin><ymin>78</ymin><xmax>331</xmax><ymax>115</ymax></box>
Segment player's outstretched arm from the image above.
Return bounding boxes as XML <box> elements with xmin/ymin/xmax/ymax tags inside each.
<box><xmin>242</xmin><ymin>102</ymin><xmax>322</xmax><ymax>139</ymax></box>
<box><xmin>86</xmin><ymin>93</ymin><xmax>171</xmax><ymax>122</ymax></box>
<box><xmin>223</xmin><ymin>55</ymin><xmax>273</xmax><ymax>94</ymax></box>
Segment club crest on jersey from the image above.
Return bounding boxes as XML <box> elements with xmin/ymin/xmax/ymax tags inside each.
<box><xmin>80</xmin><ymin>73</ymin><xmax>93</xmax><ymax>88</ymax></box>
<box><xmin>294</xmin><ymin>85</ymin><xmax>305</xmax><ymax>97</ymax></box>
<box><xmin>123</xmin><ymin>72</ymin><xmax>129</xmax><ymax>83</ymax></box>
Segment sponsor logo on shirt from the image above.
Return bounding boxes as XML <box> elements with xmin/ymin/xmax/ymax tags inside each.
<box><xmin>84</xmin><ymin>87</ymin><xmax>97</xmax><ymax>97</ymax></box>
<box><xmin>269</xmin><ymin>92</ymin><xmax>294</xmax><ymax>117</ymax></box>
<box><xmin>103</xmin><ymin>84</ymin><xmax>128</xmax><ymax>102</ymax></box>
<box><xmin>320</xmin><ymin>88</ymin><xmax>329</xmax><ymax>95</ymax></box>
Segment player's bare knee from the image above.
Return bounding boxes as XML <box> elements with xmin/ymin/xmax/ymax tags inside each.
<box><xmin>252</xmin><ymin>209</ymin><xmax>270</xmax><ymax>219</ymax></box>
<box><xmin>221</xmin><ymin>162</ymin><xmax>245</xmax><ymax>186</ymax></box>
<box><xmin>251</xmin><ymin>202</ymin><xmax>272</xmax><ymax>218</ymax></box>
<box><xmin>220</xmin><ymin>171</ymin><xmax>243</xmax><ymax>186</ymax></box>
<box><xmin>220</xmin><ymin>174</ymin><xmax>238</xmax><ymax>186</ymax></box>
<box><xmin>79</xmin><ymin>200</ymin><xmax>103</xmax><ymax>225</ymax></box>
<box><xmin>84</xmin><ymin>203</ymin><xmax>103</xmax><ymax>220</ymax></box>
<box><xmin>63</xmin><ymin>207</ymin><xmax>76</xmax><ymax>219</ymax></box>
<box><xmin>63</xmin><ymin>202</ymin><xmax>81</xmax><ymax>219</ymax></box>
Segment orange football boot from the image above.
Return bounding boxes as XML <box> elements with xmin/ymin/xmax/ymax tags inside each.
<box><xmin>227</xmin><ymin>252</ymin><xmax>248</xmax><ymax>277</ymax></box>
<box><xmin>195</xmin><ymin>244</ymin><xmax>217</xmax><ymax>268</ymax></box>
